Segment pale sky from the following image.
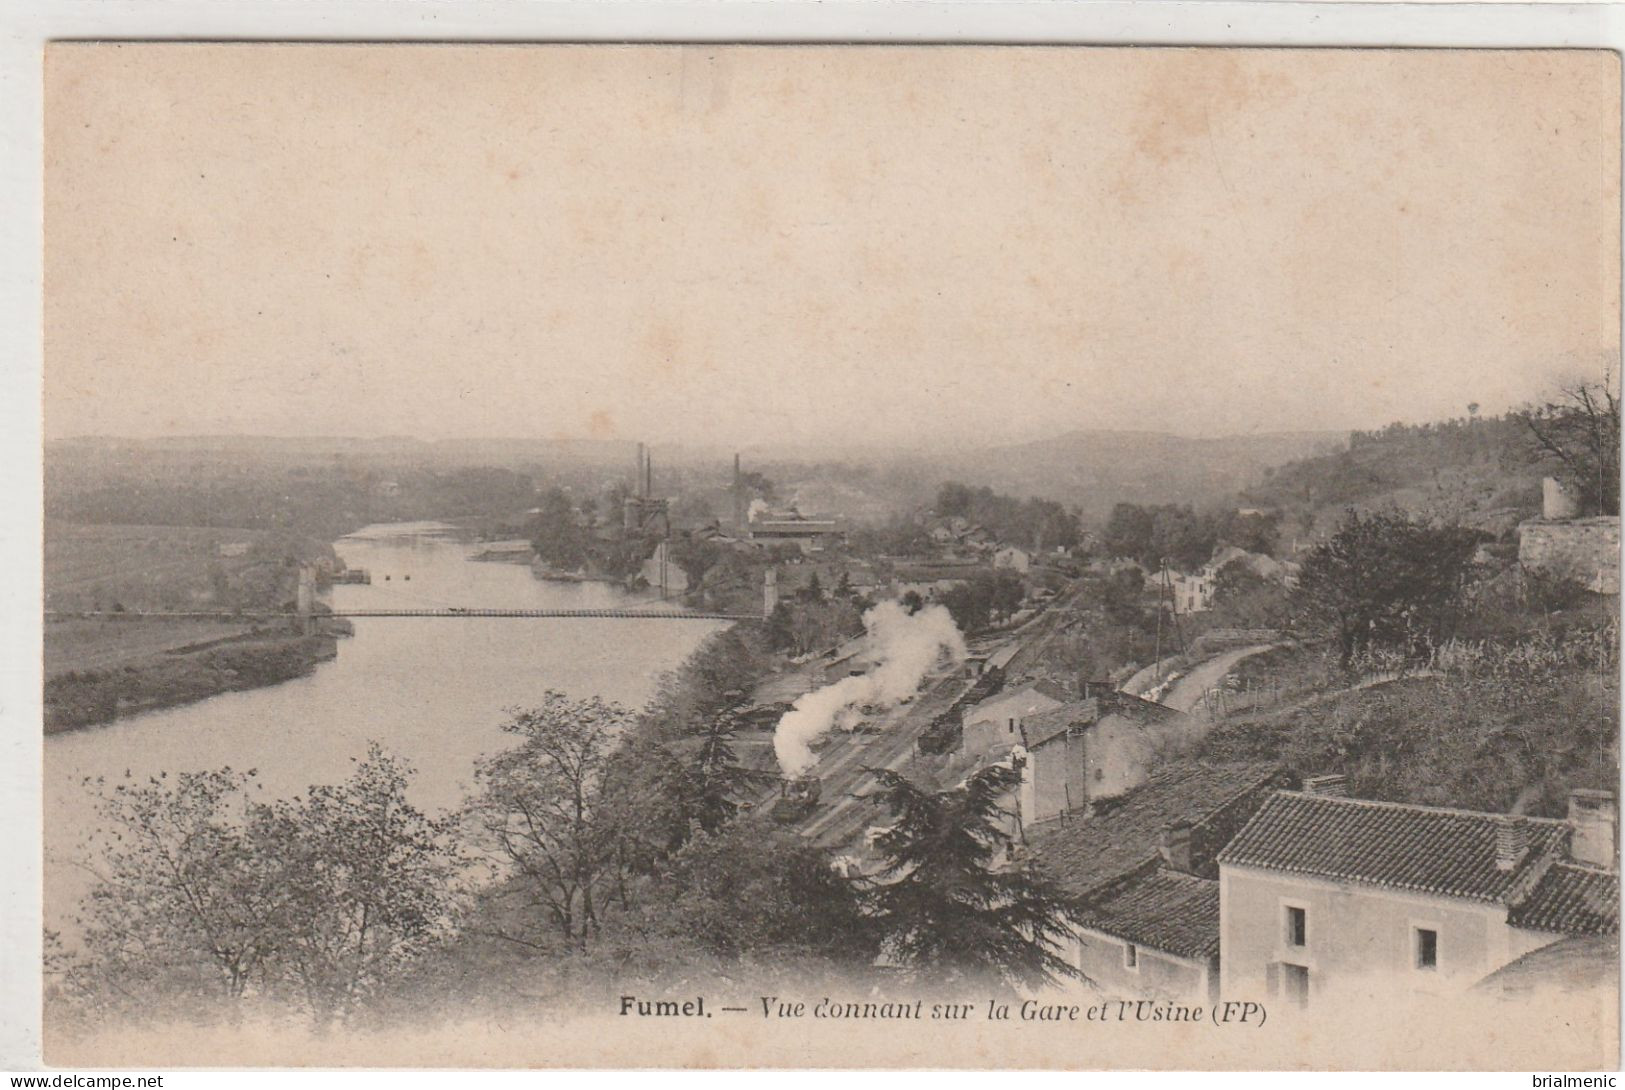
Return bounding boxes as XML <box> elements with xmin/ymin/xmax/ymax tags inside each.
<box><xmin>44</xmin><ymin>45</ymin><xmax>1620</xmax><ymax>448</ymax></box>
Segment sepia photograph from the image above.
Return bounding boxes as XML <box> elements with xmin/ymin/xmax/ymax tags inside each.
<box><xmin>27</xmin><ymin>40</ymin><xmax>1623</xmax><ymax>1071</ymax></box>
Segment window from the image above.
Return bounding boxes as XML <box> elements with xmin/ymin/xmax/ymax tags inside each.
<box><xmin>1285</xmin><ymin>906</ymin><xmax>1307</xmax><ymax>948</ymax></box>
<box><xmin>1094</xmin><ymin>768</ymin><xmax>1105</xmax><ymax>782</ymax></box>
<box><xmin>1415</xmin><ymin>928</ymin><xmax>1438</xmax><ymax>970</ymax></box>
<box><xmin>1123</xmin><ymin>943</ymin><xmax>1138</xmax><ymax>970</ymax></box>
<box><xmin>1008</xmin><ymin>718</ymin><xmax>1016</xmax><ymax>734</ymax></box>
<box><xmin>1281</xmin><ymin>963</ymin><xmax>1310</xmax><ymax>1008</ymax></box>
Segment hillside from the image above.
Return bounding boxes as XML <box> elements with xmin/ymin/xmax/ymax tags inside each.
<box><xmin>949</xmin><ymin>429</ymin><xmax>1344</xmax><ymax>523</ymax></box>
<box><xmin>1239</xmin><ymin>416</ymin><xmax>1545</xmax><ymax>541</ymax></box>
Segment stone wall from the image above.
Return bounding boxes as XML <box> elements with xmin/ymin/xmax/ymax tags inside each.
<box><xmin>1517</xmin><ymin>517</ymin><xmax>1621</xmax><ymax>595</ymax></box>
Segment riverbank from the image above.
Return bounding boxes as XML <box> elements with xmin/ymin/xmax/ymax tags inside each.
<box><xmin>44</xmin><ymin>627</ymin><xmax>346</xmax><ymax>734</ymax></box>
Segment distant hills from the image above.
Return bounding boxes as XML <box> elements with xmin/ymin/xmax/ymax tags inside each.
<box><xmin>56</xmin><ymin>421</ymin><xmax>1541</xmax><ymax>535</ymax></box>
<box><xmin>945</xmin><ymin>429</ymin><xmax>1346</xmax><ymax>522</ymax></box>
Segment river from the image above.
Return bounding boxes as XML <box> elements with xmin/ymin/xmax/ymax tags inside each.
<box><xmin>44</xmin><ymin>521</ymin><xmax>726</xmax><ymax>933</ymax></box>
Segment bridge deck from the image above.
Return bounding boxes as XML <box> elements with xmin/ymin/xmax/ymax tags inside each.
<box><xmin>46</xmin><ymin>609</ymin><xmax>755</xmax><ymax>622</ymax></box>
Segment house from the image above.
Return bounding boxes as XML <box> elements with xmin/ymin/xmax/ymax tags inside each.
<box><xmin>993</xmin><ymin>546</ymin><xmax>1032</xmax><ymax>574</ymax></box>
<box><xmin>1016</xmin><ymin>692</ymin><xmax>1192</xmax><ymax>825</ymax></box>
<box><xmin>1165</xmin><ymin>570</ymin><xmax>1216</xmax><ymax>614</ymax></box>
<box><xmin>747</xmin><ymin>510</ymin><xmax>848</xmax><ymax>552</ymax></box>
<box><xmin>1028</xmin><ymin>762</ymin><xmax>1293</xmax><ymax>1001</ymax></box>
<box><xmin>960</xmin><ymin>679</ymin><xmax>1071</xmax><ymax>760</ymax></box>
<box><xmin>1217</xmin><ymin>777</ymin><xmax>1620</xmax><ymax>1007</ymax></box>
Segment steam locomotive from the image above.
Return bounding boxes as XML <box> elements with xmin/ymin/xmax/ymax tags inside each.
<box><xmin>768</xmin><ymin>775</ymin><xmax>823</xmax><ymax>823</ymax></box>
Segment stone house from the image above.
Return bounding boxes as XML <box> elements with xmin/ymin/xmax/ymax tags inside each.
<box><xmin>1028</xmin><ymin>762</ymin><xmax>1293</xmax><ymax>1001</ymax></box>
<box><xmin>1217</xmin><ymin>777</ymin><xmax>1620</xmax><ymax>1007</ymax></box>
<box><xmin>1016</xmin><ymin>692</ymin><xmax>1191</xmax><ymax>825</ymax></box>
<box><xmin>960</xmin><ymin>679</ymin><xmax>1071</xmax><ymax>760</ymax></box>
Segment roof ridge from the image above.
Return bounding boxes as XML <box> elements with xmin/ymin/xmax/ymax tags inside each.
<box><xmin>1273</xmin><ymin>789</ymin><xmax>1570</xmax><ymax>827</ymax></box>
<box><xmin>1550</xmin><ymin>860</ymin><xmax>1617</xmax><ymax>876</ymax></box>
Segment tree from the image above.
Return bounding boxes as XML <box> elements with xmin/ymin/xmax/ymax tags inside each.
<box><xmin>861</xmin><ymin>765</ymin><xmax>1081</xmax><ymax>990</ymax></box>
<box><xmin>655</xmin><ymin>825</ymin><xmax>877</xmax><ymax>968</ymax></box>
<box><xmin>1292</xmin><ymin>509</ymin><xmax>1483</xmax><ymax>668</ymax></box>
<box><xmin>462</xmin><ymin>693</ymin><xmax>630</xmax><ymax>949</ymax></box>
<box><xmin>530</xmin><ymin>487</ymin><xmax>587</xmax><ymax>570</ymax></box>
<box><xmin>1210</xmin><ymin>561</ymin><xmax>1291</xmax><ymax>630</ymax></box>
<box><xmin>1102</xmin><ymin>503</ymin><xmax>1155</xmax><ymax>561</ymax></box>
<box><xmin>1516</xmin><ymin>378</ymin><xmax>1621</xmax><ymax>516</ymax></box>
<box><xmin>254</xmin><ymin>745</ymin><xmax>460</xmax><ymax>1026</ymax></box>
<box><xmin>68</xmin><ymin>750</ymin><xmax>459</xmax><ymax>1027</ymax></box>
<box><xmin>72</xmin><ymin>767</ymin><xmax>283</xmax><ymax>1013</ymax></box>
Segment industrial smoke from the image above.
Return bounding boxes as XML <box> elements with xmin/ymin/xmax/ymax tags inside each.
<box><xmin>747</xmin><ymin>498</ymin><xmax>770</xmax><ymax>522</ymax></box>
<box><xmin>773</xmin><ymin>600</ymin><xmax>967</xmax><ymax>777</ymax></box>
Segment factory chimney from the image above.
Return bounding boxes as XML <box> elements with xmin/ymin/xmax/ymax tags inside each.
<box><xmin>733</xmin><ymin>453</ymin><xmax>745</xmax><ymax>529</ymax></box>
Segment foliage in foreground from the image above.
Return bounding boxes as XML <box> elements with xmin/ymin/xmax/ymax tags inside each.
<box><xmin>863</xmin><ymin>764</ymin><xmax>1081</xmax><ymax>991</ymax></box>
<box><xmin>54</xmin><ymin>746</ymin><xmax>460</xmax><ymax>1029</ymax></box>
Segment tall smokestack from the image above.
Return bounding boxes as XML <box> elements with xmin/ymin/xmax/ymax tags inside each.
<box><xmin>734</xmin><ymin>453</ymin><xmax>745</xmax><ymax>529</ymax></box>
<box><xmin>635</xmin><ymin>443</ymin><xmax>646</xmax><ymax>500</ymax></box>
<box><xmin>646</xmin><ymin>448</ymin><xmax>654</xmax><ymax>499</ymax></box>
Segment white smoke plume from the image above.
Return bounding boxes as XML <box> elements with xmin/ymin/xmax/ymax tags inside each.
<box><xmin>773</xmin><ymin>600</ymin><xmax>967</xmax><ymax>777</ymax></box>
<box><xmin>747</xmin><ymin>498</ymin><xmax>770</xmax><ymax>522</ymax></box>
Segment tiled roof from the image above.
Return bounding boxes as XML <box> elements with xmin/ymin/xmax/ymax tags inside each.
<box><xmin>1022</xmin><ymin>701</ymin><xmax>1100</xmax><ymax>748</ymax></box>
<box><xmin>967</xmin><ymin>680</ymin><xmax>1070</xmax><ymax>721</ymax></box>
<box><xmin>1218</xmin><ymin>792</ymin><xmax>1570</xmax><ymax>904</ymax></box>
<box><xmin>1509</xmin><ymin>863</ymin><xmax>1620</xmax><ymax>935</ymax></box>
<box><xmin>1475</xmin><ymin>934</ymin><xmax>1620</xmax><ymax>997</ymax></box>
<box><xmin>1072</xmin><ymin>863</ymin><xmax>1220</xmax><ymax>960</ymax></box>
<box><xmin>1022</xmin><ymin>693</ymin><xmax>1181</xmax><ymax>749</ymax></box>
<box><xmin>1028</xmin><ymin>761</ymin><xmax>1289</xmax><ymax>896</ymax></box>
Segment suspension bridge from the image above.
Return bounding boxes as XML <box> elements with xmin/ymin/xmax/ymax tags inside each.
<box><xmin>45</xmin><ymin>608</ymin><xmax>758</xmax><ymax>622</ymax></box>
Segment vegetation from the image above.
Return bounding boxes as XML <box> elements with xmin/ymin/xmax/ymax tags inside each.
<box><xmin>938</xmin><ymin>570</ymin><xmax>1027</xmax><ymax>634</ymax></box>
<box><xmin>45</xmin><ymin>632</ymin><xmax>341</xmax><ymax>733</ymax></box>
<box><xmin>933</xmin><ymin>482</ymin><xmax>1080</xmax><ymax>553</ymax></box>
<box><xmin>1198</xmin><ymin>618</ymin><xmax>1618</xmax><ymax>818</ymax></box>
<box><xmin>1290</xmin><ymin>509</ymin><xmax>1483</xmax><ymax>667</ymax></box>
<box><xmin>1515</xmin><ymin>378</ymin><xmax>1621</xmax><ymax>517</ymax></box>
<box><xmin>863</xmin><ymin>764</ymin><xmax>1080</xmax><ymax>990</ymax></box>
<box><xmin>1101</xmin><ymin>503</ymin><xmax>1279</xmax><ymax>570</ymax></box>
<box><xmin>55</xmin><ymin>747</ymin><xmax>459</xmax><ymax>1029</ymax></box>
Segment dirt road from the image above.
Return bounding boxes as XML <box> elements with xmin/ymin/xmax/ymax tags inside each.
<box><xmin>1154</xmin><ymin>644</ymin><xmax>1278</xmax><ymax>714</ymax></box>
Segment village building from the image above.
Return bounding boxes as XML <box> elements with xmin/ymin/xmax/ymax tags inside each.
<box><xmin>1015</xmin><ymin>692</ymin><xmax>1191</xmax><ymax>825</ymax></box>
<box><xmin>747</xmin><ymin>510</ymin><xmax>849</xmax><ymax>552</ymax></box>
<box><xmin>960</xmin><ymin>679</ymin><xmax>1071</xmax><ymax>760</ymax></box>
<box><xmin>993</xmin><ymin>546</ymin><xmax>1032</xmax><ymax>573</ymax></box>
<box><xmin>1216</xmin><ymin>777</ymin><xmax>1620</xmax><ymax>1007</ymax></box>
<box><xmin>1028</xmin><ymin>762</ymin><xmax>1293</xmax><ymax>1001</ymax></box>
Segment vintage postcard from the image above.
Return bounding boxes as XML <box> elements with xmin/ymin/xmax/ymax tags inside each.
<box><xmin>37</xmin><ymin>43</ymin><xmax>1621</xmax><ymax>1069</ymax></box>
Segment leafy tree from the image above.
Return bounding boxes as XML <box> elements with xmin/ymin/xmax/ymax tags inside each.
<box><xmin>68</xmin><ymin>750</ymin><xmax>458</xmax><ymax>1027</ymax></box>
<box><xmin>254</xmin><ymin>745</ymin><xmax>459</xmax><ymax>1026</ymax></box>
<box><xmin>1210</xmin><ymin>561</ymin><xmax>1291</xmax><ymax>629</ymax></box>
<box><xmin>1292</xmin><ymin>509</ymin><xmax>1483</xmax><ymax>668</ymax></box>
<box><xmin>899</xmin><ymin>590</ymin><xmax>926</xmax><ymax>615</ymax></box>
<box><xmin>655</xmin><ymin>826</ymin><xmax>877</xmax><ymax>968</ymax></box>
<box><xmin>1516</xmin><ymin>378</ymin><xmax>1621</xmax><ymax>516</ymax></box>
<box><xmin>462</xmin><ymin>693</ymin><xmax>630</xmax><ymax>948</ymax></box>
<box><xmin>71</xmin><ymin>767</ymin><xmax>283</xmax><ymax>1012</ymax></box>
<box><xmin>530</xmin><ymin>487</ymin><xmax>587</xmax><ymax>570</ymax></box>
<box><xmin>1215</xmin><ymin>509</ymin><xmax>1281</xmax><ymax>556</ymax></box>
<box><xmin>1103</xmin><ymin>503</ymin><xmax>1155</xmax><ymax>561</ymax></box>
<box><xmin>861</xmin><ymin>765</ymin><xmax>1081</xmax><ymax>989</ymax></box>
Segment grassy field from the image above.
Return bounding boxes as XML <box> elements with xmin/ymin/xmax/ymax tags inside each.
<box><xmin>43</xmin><ymin>616</ymin><xmax>280</xmax><ymax>678</ymax></box>
<box><xmin>44</xmin><ymin>521</ymin><xmax>301</xmax><ymax>613</ymax></box>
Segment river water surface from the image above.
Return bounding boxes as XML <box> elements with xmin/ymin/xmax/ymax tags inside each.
<box><xmin>44</xmin><ymin>522</ymin><xmax>724</xmax><ymax>932</ymax></box>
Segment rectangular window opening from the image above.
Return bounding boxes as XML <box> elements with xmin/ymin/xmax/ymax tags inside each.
<box><xmin>1285</xmin><ymin>906</ymin><xmax>1307</xmax><ymax>948</ymax></box>
<box><xmin>1124</xmin><ymin>943</ymin><xmax>1138</xmax><ymax>970</ymax></box>
<box><xmin>1281</xmin><ymin>963</ymin><xmax>1309</xmax><ymax>1008</ymax></box>
<box><xmin>1415</xmin><ymin>928</ymin><xmax>1437</xmax><ymax>970</ymax></box>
